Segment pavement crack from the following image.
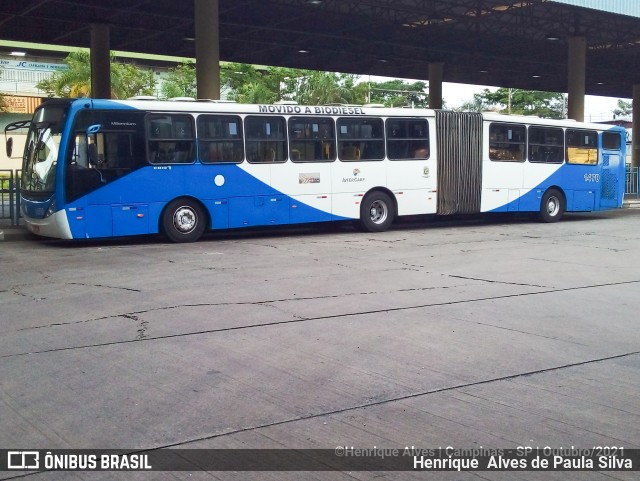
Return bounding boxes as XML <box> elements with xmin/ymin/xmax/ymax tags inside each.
<box><xmin>66</xmin><ymin>282</ymin><xmax>141</xmax><ymax>293</ymax></box>
<box><xmin>446</xmin><ymin>274</ymin><xmax>549</xmax><ymax>288</ymax></box>
<box><xmin>122</xmin><ymin>314</ymin><xmax>149</xmax><ymax>340</ymax></box>
<box><xmin>109</xmin><ymin>351</ymin><xmax>640</xmax><ymax>452</ymax></box>
<box><xmin>2</xmin><ymin>279</ymin><xmax>639</xmax><ymax>359</ymax></box>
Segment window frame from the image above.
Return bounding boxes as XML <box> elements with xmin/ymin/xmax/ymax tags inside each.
<box><xmin>566</xmin><ymin>128</ymin><xmax>598</xmax><ymax>165</ymax></box>
<box><xmin>385</xmin><ymin>118</ymin><xmax>430</xmax><ymax>160</ymax></box>
<box><xmin>244</xmin><ymin>115</ymin><xmax>288</xmax><ymax>164</ymax></box>
<box><xmin>337</xmin><ymin>117</ymin><xmax>385</xmax><ymax>162</ymax></box>
<box><xmin>527</xmin><ymin>126</ymin><xmax>564</xmax><ymax>164</ymax></box>
<box><xmin>197</xmin><ymin>114</ymin><xmax>244</xmax><ymax>164</ymax></box>
<box><xmin>602</xmin><ymin>131</ymin><xmax>622</xmax><ymax>151</ymax></box>
<box><xmin>488</xmin><ymin>122</ymin><xmax>526</xmax><ymax>162</ymax></box>
<box><xmin>288</xmin><ymin>116</ymin><xmax>336</xmax><ymax>163</ymax></box>
<box><xmin>146</xmin><ymin>113</ymin><xmax>196</xmax><ymax>165</ymax></box>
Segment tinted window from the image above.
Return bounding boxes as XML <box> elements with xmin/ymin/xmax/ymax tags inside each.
<box><xmin>147</xmin><ymin>114</ymin><xmax>195</xmax><ymax>164</ymax></box>
<box><xmin>489</xmin><ymin>123</ymin><xmax>526</xmax><ymax>161</ymax></box>
<box><xmin>337</xmin><ymin>118</ymin><xmax>384</xmax><ymax>161</ymax></box>
<box><xmin>528</xmin><ymin>126</ymin><xmax>563</xmax><ymax>163</ymax></box>
<box><xmin>245</xmin><ymin>116</ymin><xmax>287</xmax><ymax>163</ymax></box>
<box><xmin>566</xmin><ymin>129</ymin><xmax>598</xmax><ymax>165</ymax></box>
<box><xmin>386</xmin><ymin>118</ymin><xmax>429</xmax><ymax>160</ymax></box>
<box><xmin>602</xmin><ymin>131</ymin><xmax>621</xmax><ymax>150</ymax></box>
<box><xmin>197</xmin><ymin>115</ymin><xmax>244</xmax><ymax>163</ymax></box>
<box><xmin>288</xmin><ymin>117</ymin><xmax>335</xmax><ymax>162</ymax></box>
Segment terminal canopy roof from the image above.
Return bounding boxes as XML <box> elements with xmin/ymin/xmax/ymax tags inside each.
<box><xmin>2</xmin><ymin>0</ymin><xmax>640</xmax><ymax>98</ymax></box>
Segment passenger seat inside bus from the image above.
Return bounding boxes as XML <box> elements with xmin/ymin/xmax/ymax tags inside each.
<box><xmin>341</xmin><ymin>145</ymin><xmax>360</xmax><ymax>160</ymax></box>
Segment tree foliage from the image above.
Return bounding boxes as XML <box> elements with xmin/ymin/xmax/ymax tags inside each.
<box><xmin>160</xmin><ymin>61</ymin><xmax>196</xmax><ymax>99</ymax></box>
<box><xmin>368</xmin><ymin>79</ymin><xmax>428</xmax><ymax>108</ymax></box>
<box><xmin>613</xmin><ymin>99</ymin><xmax>632</xmax><ymax>118</ymax></box>
<box><xmin>37</xmin><ymin>51</ymin><xmax>156</xmax><ymax>99</ymax></box>
<box><xmin>459</xmin><ymin>88</ymin><xmax>565</xmax><ymax>119</ymax></box>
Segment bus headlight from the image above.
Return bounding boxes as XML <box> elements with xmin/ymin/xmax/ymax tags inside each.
<box><xmin>45</xmin><ymin>199</ymin><xmax>57</xmax><ymax>218</ymax></box>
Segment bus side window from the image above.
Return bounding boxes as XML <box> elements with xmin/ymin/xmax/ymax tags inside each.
<box><xmin>245</xmin><ymin>116</ymin><xmax>287</xmax><ymax>163</ymax></box>
<box><xmin>197</xmin><ymin>114</ymin><xmax>244</xmax><ymax>163</ymax></box>
<box><xmin>528</xmin><ymin>126</ymin><xmax>563</xmax><ymax>163</ymax></box>
<box><xmin>566</xmin><ymin>129</ymin><xmax>598</xmax><ymax>165</ymax></box>
<box><xmin>288</xmin><ymin>117</ymin><xmax>335</xmax><ymax>162</ymax></box>
<box><xmin>489</xmin><ymin>123</ymin><xmax>525</xmax><ymax>161</ymax></box>
<box><xmin>337</xmin><ymin>117</ymin><xmax>384</xmax><ymax>161</ymax></box>
<box><xmin>386</xmin><ymin>118</ymin><xmax>429</xmax><ymax>160</ymax></box>
<box><xmin>147</xmin><ymin>114</ymin><xmax>195</xmax><ymax>164</ymax></box>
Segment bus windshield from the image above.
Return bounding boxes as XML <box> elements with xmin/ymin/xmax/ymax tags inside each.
<box><xmin>21</xmin><ymin>103</ymin><xmax>68</xmax><ymax>196</ymax></box>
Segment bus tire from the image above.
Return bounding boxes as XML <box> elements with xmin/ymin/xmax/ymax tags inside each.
<box><xmin>539</xmin><ymin>189</ymin><xmax>565</xmax><ymax>223</ymax></box>
<box><xmin>162</xmin><ymin>198</ymin><xmax>207</xmax><ymax>242</ymax></box>
<box><xmin>359</xmin><ymin>191</ymin><xmax>395</xmax><ymax>232</ymax></box>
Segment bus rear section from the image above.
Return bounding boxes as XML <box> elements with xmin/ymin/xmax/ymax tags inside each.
<box><xmin>477</xmin><ymin>114</ymin><xmax>626</xmax><ymax>220</ymax></box>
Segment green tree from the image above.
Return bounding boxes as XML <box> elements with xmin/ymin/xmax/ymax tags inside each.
<box><xmin>37</xmin><ymin>51</ymin><xmax>156</xmax><ymax>99</ymax></box>
<box><xmin>219</xmin><ymin>63</ymin><xmax>283</xmax><ymax>102</ymax></box>
<box><xmin>457</xmin><ymin>91</ymin><xmax>492</xmax><ymax>112</ymax></box>
<box><xmin>221</xmin><ymin>65</ymin><xmax>366</xmax><ymax>105</ymax></box>
<box><xmin>229</xmin><ymin>82</ymin><xmax>278</xmax><ymax>103</ymax></box>
<box><xmin>613</xmin><ymin>99</ymin><xmax>632</xmax><ymax>118</ymax></box>
<box><xmin>294</xmin><ymin>71</ymin><xmax>353</xmax><ymax>105</ymax></box>
<box><xmin>368</xmin><ymin>79</ymin><xmax>428</xmax><ymax>108</ymax></box>
<box><xmin>460</xmin><ymin>88</ymin><xmax>565</xmax><ymax>118</ymax></box>
<box><xmin>160</xmin><ymin>61</ymin><xmax>197</xmax><ymax>99</ymax></box>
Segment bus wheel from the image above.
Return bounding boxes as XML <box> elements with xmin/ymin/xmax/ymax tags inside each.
<box><xmin>540</xmin><ymin>189</ymin><xmax>565</xmax><ymax>223</ymax></box>
<box><xmin>359</xmin><ymin>191</ymin><xmax>395</xmax><ymax>232</ymax></box>
<box><xmin>162</xmin><ymin>199</ymin><xmax>206</xmax><ymax>242</ymax></box>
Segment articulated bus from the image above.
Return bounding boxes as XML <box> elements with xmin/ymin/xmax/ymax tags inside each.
<box><xmin>7</xmin><ymin>98</ymin><xmax>626</xmax><ymax>242</ymax></box>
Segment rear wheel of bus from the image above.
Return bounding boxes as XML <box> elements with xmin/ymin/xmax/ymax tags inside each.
<box><xmin>359</xmin><ymin>191</ymin><xmax>395</xmax><ymax>232</ymax></box>
<box><xmin>162</xmin><ymin>198</ymin><xmax>207</xmax><ymax>242</ymax></box>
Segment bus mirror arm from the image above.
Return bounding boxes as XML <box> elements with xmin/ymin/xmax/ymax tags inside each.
<box><xmin>4</xmin><ymin>119</ymin><xmax>31</xmax><ymax>159</ymax></box>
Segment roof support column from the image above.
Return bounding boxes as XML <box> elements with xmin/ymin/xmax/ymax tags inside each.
<box><xmin>194</xmin><ymin>0</ymin><xmax>220</xmax><ymax>100</ymax></box>
<box><xmin>632</xmin><ymin>84</ymin><xmax>640</xmax><ymax>168</ymax></box>
<box><xmin>567</xmin><ymin>36</ymin><xmax>586</xmax><ymax>121</ymax></box>
<box><xmin>428</xmin><ymin>62</ymin><xmax>443</xmax><ymax>109</ymax></box>
<box><xmin>90</xmin><ymin>23</ymin><xmax>111</xmax><ymax>99</ymax></box>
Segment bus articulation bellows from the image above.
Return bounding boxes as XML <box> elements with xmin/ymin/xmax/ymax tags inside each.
<box><xmin>6</xmin><ymin>98</ymin><xmax>626</xmax><ymax>242</ymax></box>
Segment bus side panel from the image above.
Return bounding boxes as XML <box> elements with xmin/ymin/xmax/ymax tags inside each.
<box><xmin>561</xmin><ymin>162</ymin><xmax>606</xmax><ymax>212</ymax></box>
<box><xmin>112</xmin><ymin>204</ymin><xmax>150</xmax><ymax>236</ymax></box>
<box><xmin>518</xmin><ymin>163</ymin><xmax>564</xmax><ymax>211</ymax></box>
<box><xmin>480</xmin><ymin>161</ymin><xmax>524</xmax><ymax>212</ymax></box>
<box><xmin>386</xmin><ymin>158</ymin><xmax>437</xmax><ymax>216</ymax></box>
<box><xmin>331</xmin><ymin>161</ymin><xmax>388</xmax><ymax>220</ymax></box>
<box><xmin>269</xmin><ymin>162</ymin><xmax>333</xmax><ymax>224</ymax></box>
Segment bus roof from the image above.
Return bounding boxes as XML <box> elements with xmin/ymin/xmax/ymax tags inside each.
<box><xmin>60</xmin><ymin>98</ymin><xmax>624</xmax><ymax>132</ymax></box>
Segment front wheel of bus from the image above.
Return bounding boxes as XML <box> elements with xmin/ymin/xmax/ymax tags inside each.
<box><xmin>540</xmin><ymin>189</ymin><xmax>565</xmax><ymax>223</ymax></box>
<box><xmin>162</xmin><ymin>199</ymin><xmax>206</xmax><ymax>242</ymax></box>
<box><xmin>359</xmin><ymin>191</ymin><xmax>395</xmax><ymax>232</ymax></box>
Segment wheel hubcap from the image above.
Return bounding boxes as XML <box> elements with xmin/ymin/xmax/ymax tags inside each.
<box><xmin>546</xmin><ymin>196</ymin><xmax>560</xmax><ymax>217</ymax></box>
<box><xmin>173</xmin><ymin>207</ymin><xmax>197</xmax><ymax>234</ymax></box>
<box><xmin>369</xmin><ymin>200</ymin><xmax>388</xmax><ymax>224</ymax></box>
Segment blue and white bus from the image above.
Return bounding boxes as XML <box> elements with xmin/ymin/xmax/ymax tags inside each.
<box><xmin>7</xmin><ymin>98</ymin><xmax>626</xmax><ymax>242</ymax></box>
